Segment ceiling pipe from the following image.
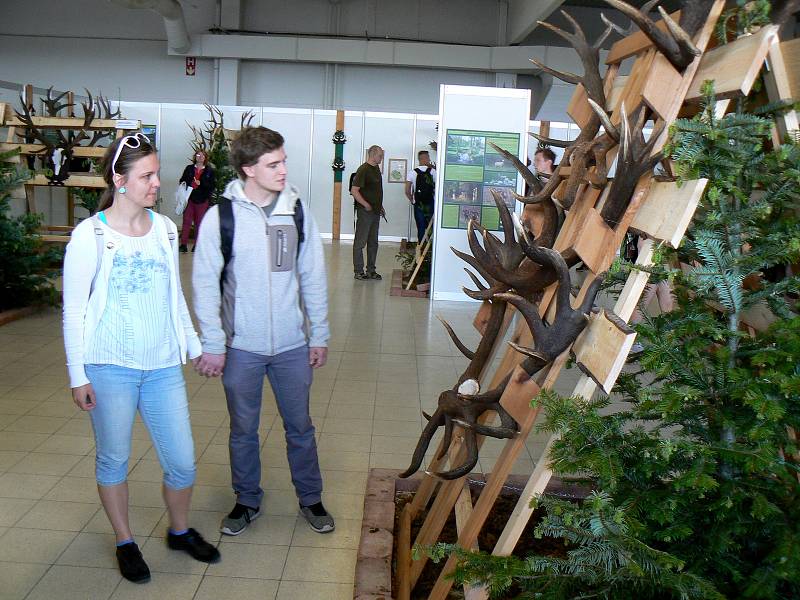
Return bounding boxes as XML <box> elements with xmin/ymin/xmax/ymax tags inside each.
<box><xmin>108</xmin><ymin>0</ymin><xmax>191</xmax><ymax>54</ymax></box>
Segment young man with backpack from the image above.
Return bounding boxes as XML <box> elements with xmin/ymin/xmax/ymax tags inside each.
<box><xmin>405</xmin><ymin>150</ymin><xmax>436</xmax><ymax>243</ymax></box>
<box><xmin>192</xmin><ymin>126</ymin><xmax>334</xmax><ymax>536</ymax></box>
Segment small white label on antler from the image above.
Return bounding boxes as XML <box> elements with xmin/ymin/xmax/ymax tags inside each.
<box><xmin>115</xmin><ymin>120</ymin><xmax>139</xmax><ymax>130</ymax></box>
<box><xmin>457</xmin><ymin>379</ymin><xmax>480</xmax><ymax>396</ymax></box>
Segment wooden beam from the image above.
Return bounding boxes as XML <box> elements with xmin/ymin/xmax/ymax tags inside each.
<box><xmin>573</xmin><ymin>309</ymin><xmax>637</xmax><ymax>394</ymax></box>
<box><xmin>606</xmin><ymin>10</ymin><xmax>681</xmax><ymax>65</ymax></box>
<box><xmin>332</xmin><ymin>110</ymin><xmax>344</xmax><ymax>240</ymax></box>
<box><xmin>397</xmin><ymin>505</ymin><xmax>412</xmax><ymax>600</ymax></box>
<box><xmin>780</xmin><ymin>37</ymin><xmax>800</xmax><ymax>100</ymax></box>
<box><xmin>28</xmin><ymin>174</ymin><xmax>106</xmax><ymax>188</ymax></box>
<box><xmin>686</xmin><ymin>25</ymin><xmax>779</xmax><ymax>102</ymax></box>
<box><xmin>630</xmin><ymin>178</ymin><xmax>708</xmax><ymax>248</ymax></box>
<box><xmin>3</xmin><ymin>115</ymin><xmax>133</xmax><ymax>130</ymax></box>
<box><xmin>0</xmin><ymin>143</ymin><xmax>107</xmax><ymax>158</ymax></box>
<box><xmin>763</xmin><ymin>37</ymin><xmax>800</xmax><ymax>141</ymax></box>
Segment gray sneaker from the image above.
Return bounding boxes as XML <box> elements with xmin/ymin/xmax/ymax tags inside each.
<box><xmin>220</xmin><ymin>502</ymin><xmax>260</xmax><ymax>536</ymax></box>
<box><xmin>299</xmin><ymin>502</ymin><xmax>335</xmax><ymax>533</ymax></box>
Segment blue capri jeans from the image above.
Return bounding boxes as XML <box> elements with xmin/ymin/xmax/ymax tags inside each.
<box><xmin>85</xmin><ymin>364</ymin><xmax>196</xmax><ymax>489</ymax></box>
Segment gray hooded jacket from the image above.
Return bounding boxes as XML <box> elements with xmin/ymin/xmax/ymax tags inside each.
<box><xmin>192</xmin><ymin>179</ymin><xmax>329</xmax><ymax>356</ymax></box>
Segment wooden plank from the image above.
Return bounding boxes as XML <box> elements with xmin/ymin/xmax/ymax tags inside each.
<box><xmin>3</xmin><ymin>115</ymin><xmax>134</xmax><ymax>130</ymax></box>
<box><xmin>28</xmin><ymin>174</ymin><xmax>106</xmax><ymax>188</ymax></box>
<box><xmin>686</xmin><ymin>25</ymin><xmax>779</xmax><ymax>102</ymax></box>
<box><xmin>566</xmin><ymin>84</ymin><xmax>592</xmax><ymax>129</ymax></box>
<box><xmin>763</xmin><ymin>38</ymin><xmax>800</xmax><ymax>141</ymax></box>
<box><xmin>606</xmin><ymin>75</ymin><xmax>628</xmax><ymax>114</ymax></box>
<box><xmin>780</xmin><ymin>37</ymin><xmax>800</xmax><ymax>100</ymax></box>
<box><xmin>0</xmin><ymin>143</ymin><xmax>107</xmax><ymax>158</ymax></box>
<box><xmin>38</xmin><ymin>234</ymin><xmax>70</xmax><ymax>243</ymax></box>
<box><xmin>570</xmin><ymin>207</ymin><xmax>615</xmax><ymax>273</ymax></box>
<box><xmin>332</xmin><ymin>110</ymin><xmax>344</xmax><ymax>240</ymax></box>
<box><xmin>630</xmin><ymin>178</ymin><xmax>708</xmax><ymax>248</ymax></box>
<box><xmin>641</xmin><ymin>53</ymin><xmax>683</xmax><ymax>120</ymax></box>
<box><xmin>573</xmin><ymin>309</ymin><xmax>637</xmax><ymax>393</ymax></box>
<box><xmin>397</xmin><ymin>505</ymin><xmax>412</xmax><ymax>600</ymax></box>
<box><xmin>606</xmin><ymin>10</ymin><xmax>681</xmax><ymax>65</ymax></box>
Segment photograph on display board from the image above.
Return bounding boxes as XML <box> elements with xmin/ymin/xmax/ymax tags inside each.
<box><xmin>387</xmin><ymin>158</ymin><xmax>407</xmax><ymax>183</ymax></box>
<box><xmin>441</xmin><ymin>128</ymin><xmax>520</xmax><ymax>230</ymax></box>
<box><xmin>443</xmin><ymin>180</ymin><xmax>482</xmax><ymax>204</ymax></box>
<box><xmin>458</xmin><ymin>204</ymin><xmax>482</xmax><ymax>229</ymax></box>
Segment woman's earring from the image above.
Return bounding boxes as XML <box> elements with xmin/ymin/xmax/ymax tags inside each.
<box><xmin>119</xmin><ymin>186</ymin><xmax>127</xmax><ymax>194</ymax></box>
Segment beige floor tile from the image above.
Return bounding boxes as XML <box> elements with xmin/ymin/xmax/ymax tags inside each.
<box><xmin>0</xmin><ymin>472</ymin><xmax>60</xmax><ymax>499</ymax></box>
<box><xmin>261</xmin><ymin>467</ymin><xmax>294</xmax><ymax>490</ymax></box>
<box><xmin>371</xmin><ymin>434</ymin><xmax>420</xmax><ymax>454</ymax></box>
<box><xmin>26</xmin><ymin>565</ymin><xmax>120</xmax><ymax>600</ymax></box>
<box><xmin>84</xmin><ymin>505</ymin><xmax>165</xmax><ymax>538</ymax></box>
<box><xmin>318</xmin><ymin>451</ymin><xmax>370</xmax><ymax>472</ymax></box>
<box><xmin>9</xmin><ymin>452</ymin><xmax>82</xmax><ymax>477</ymax></box>
<box><xmin>56</xmin><ymin>418</ymin><xmax>94</xmax><ymax>437</ymax></box>
<box><xmin>194</xmin><ymin>462</ymin><xmax>232</xmax><ymax>486</ymax></box>
<box><xmin>195</xmin><ymin>575</ymin><xmax>279</xmax><ymax>600</ymax></box>
<box><xmin>111</xmin><ymin>572</ymin><xmax>203</xmax><ymax>600</ymax></box>
<box><xmin>4</xmin><ymin>415</ymin><xmax>68</xmax><ymax>434</ymax></box>
<box><xmin>317</xmin><ymin>432</ymin><xmax>371</xmax><ymax>453</ymax></box>
<box><xmin>197</xmin><ymin>444</ymin><xmax>230</xmax><ymax>465</ymax></box>
<box><xmin>126</xmin><ymin>480</ymin><xmax>168</xmax><ymax>508</ymax></box>
<box><xmin>34</xmin><ymin>434</ymin><xmax>95</xmax><ymax>455</ymax></box>
<box><xmin>221</xmin><ymin>514</ymin><xmax>296</xmax><ymax>546</ymax></box>
<box><xmin>0</xmin><ymin>450</ymin><xmax>25</xmax><ymax>471</ymax></box>
<box><xmin>45</xmin><ymin>476</ymin><xmax>103</xmax><ymax>503</ymax></box>
<box><xmin>67</xmin><ymin>454</ymin><xmax>98</xmax><ymax>478</ymax></box>
<box><xmin>57</xmin><ymin>532</ymin><xmax>120</xmax><ymax>569</ymax></box>
<box><xmin>26</xmin><ymin>400</ymin><xmax>81</xmax><ymax>418</ymax></box>
<box><xmin>187</xmin><ymin>410</ymin><xmax>227</xmax><ymax>428</ymax></box>
<box><xmin>290</xmin><ymin>517</ymin><xmax>360</xmax><ymax>549</ymax></box>
<box><xmin>0</xmin><ymin>527</ymin><xmax>76</xmax><ymax>563</ymax></box>
<box><xmin>328</xmin><ymin>390</ymin><xmax>375</xmax><ymax>405</ymax></box>
<box><xmin>128</xmin><ymin>460</ymin><xmax>163</xmax><ymax>483</ymax></box>
<box><xmin>182</xmin><ymin>485</ymin><xmax>231</xmax><ymax>512</ymax></box>
<box><xmin>373</xmin><ymin>405</ymin><xmax>423</xmax><ymax>422</ymax></box>
<box><xmin>331</xmin><ymin>380</ymin><xmax>376</xmax><ymax>395</ymax></box>
<box><xmin>208</xmin><ymin>542</ymin><xmax>289</xmax><ymax>579</ymax></box>
<box><xmin>0</xmin><ymin>561</ymin><xmax>50</xmax><ymax>600</ymax></box>
<box><xmin>0</xmin><ymin>431</ymin><xmax>50</xmax><ymax>452</ymax></box>
<box><xmin>281</xmin><ymin>546</ymin><xmax>356</xmax><ymax>583</ymax></box>
<box><xmin>320</xmin><ymin>418</ymin><xmax>373</xmax><ymax>436</ymax></box>
<box><xmin>369</xmin><ymin>452</ymin><xmax>415</xmax><ymax>470</ymax></box>
<box><xmin>316</xmin><ymin>493</ymin><xmax>363</xmax><ymax>521</ymax></box>
<box><xmin>320</xmin><ymin>470</ymin><xmax>368</xmax><ymax>496</ymax></box>
<box><xmin>0</xmin><ymin>413</ymin><xmax>21</xmax><ymax>429</ymax></box>
<box><xmin>17</xmin><ymin>500</ymin><xmax>100</xmax><ymax>531</ymax></box>
<box><xmin>259</xmin><ymin>489</ymin><xmax>299</xmax><ymax>516</ymax></box>
<box><xmin>0</xmin><ymin>497</ymin><xmax>33</xmax><ymax>526</ymax></box>
<box><xmin>371</xmin><ymin>419</ymin><xmax>422</xmax><ymax>437</ymax></box>
<box><xmin>276</xmin><ymin>580</ymin><xmax>353</xmax><ymax>600</ymax></box>
<box><xmin>324</xmin><ymin>402</ymin><xmax>374</xmax><ymax>420</ymax></box>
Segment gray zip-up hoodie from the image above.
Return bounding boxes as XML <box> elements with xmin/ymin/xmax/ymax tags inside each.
<box><xmin>192</xmin><ymin>179</ymin><xmax>329</xmax><ymax>356</ymax></box>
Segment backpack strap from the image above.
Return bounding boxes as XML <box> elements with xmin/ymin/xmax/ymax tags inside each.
<box><xmin>90</xmin><ymin>214</ymin><xmax>105</xmax><ymax>294</ymax></box>
<box><xmin>218</xmin><ymin>197</ymin><xmax>235</xmax><ymax>290</ymax></box>
<box><xmin>293</xmin><ymin>198</ymin><xmax>304</xmax><ymax>259</ymax></box>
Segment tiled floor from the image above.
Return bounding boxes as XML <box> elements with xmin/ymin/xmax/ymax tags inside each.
<box><xmin>0</xmin><ymin>240</ymin><xmax>578</xmax><ymax>600</ymax></box>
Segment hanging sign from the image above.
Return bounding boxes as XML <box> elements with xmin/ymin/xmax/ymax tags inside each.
<box><xmin>185</xmin><ymin>57</ymin><xmax>196</xmax><ymax>76</ymax></box>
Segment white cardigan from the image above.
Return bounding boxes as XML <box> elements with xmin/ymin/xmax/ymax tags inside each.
<box><xmin>62</xmin><ymin>211</ymin><xmax>202</xmax><ymax>388</ymax></box>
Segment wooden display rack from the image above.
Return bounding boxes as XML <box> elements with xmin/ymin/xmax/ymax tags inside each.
<box><xmin>393</xmin><ymin>3</ymin><xmax>798</xmax><ymax>599</ymax></box>
<box><xmin>0</xmin><ymin>86</ymin><xmax>139</xmax><ymax>239</ymax></box>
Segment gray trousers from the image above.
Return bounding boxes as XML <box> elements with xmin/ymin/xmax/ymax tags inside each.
<box><xmin>222</xmin><ymin>345</ymin><xmax>322</xmax><ymax>508</ymax></box>
<box><xmin>353</xmin><ymin>206</ymin><xmax>380</xmax><ymax>274</ymax></box>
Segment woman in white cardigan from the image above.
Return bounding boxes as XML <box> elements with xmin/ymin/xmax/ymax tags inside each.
<box><xmin>62</xmin><ymin>134</ymin><xmax>220</xmax><ymax>584</ymax></box>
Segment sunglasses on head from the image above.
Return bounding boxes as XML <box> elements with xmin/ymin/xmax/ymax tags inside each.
<box><xmin>111</xmin><ymin>132</ymin><xmax>152</xmax><ymax>176</ymax></box>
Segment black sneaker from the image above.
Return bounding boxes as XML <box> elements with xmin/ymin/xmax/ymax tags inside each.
<box><xmin>354</xmin><ymin>272</ymin><xmax>369</xmax><ymax>280</ymax></box>
<box><xmin>220</xmin><ymin>502</ymin><xmax>261</xmax><ymax>536</ymax></box>
<box><xmin>116</xmin><ymin>542</ymin><xmax>151</xmax><ymax>584</ymax></box>
<box><xmin>179</xmin><ymin>244</ymin><xmax>188</xmax><ymax>253</ymax></box>
<box><xmin>367</xmin><ymin>272</ymin><xmax>382</xmax><ymax>280</ymax></box>
<box><xmin>166</xmin><ymin>528</ymin><xmax>221</xmax><ymax>563</ymax></box>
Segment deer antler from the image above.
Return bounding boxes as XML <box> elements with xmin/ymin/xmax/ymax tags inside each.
<box><xmin>601</xmin><ymin>0</ymin><xmax>709</xmax><ymax>69</ymax></box>
<box><xmin>42</xmin><ymin>87</ymin><xmax>70</xmax><ymax>117</ymax></box>
<box><xmin>599</xmin><ymin>103</ymin><xmax>664</xmax><ymax>228</ymax></box>
<box><xmin>86</xmin><ymin>95</ymin><xmax>120</xmax><ymax>147</ymax></box>
<box><xmin>601</xmin><ymin>0</ymin><xmax>662</xmax><ymax>38</ymax></box>
<box><xmin>15</xmin><ymin>95</ymin><xmax>53</xmax><ymax>154</ymax></box>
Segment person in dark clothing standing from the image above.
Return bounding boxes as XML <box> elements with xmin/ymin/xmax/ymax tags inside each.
<box><xmin>179</xmin><ymin>150</ymin><xmax>216</xmax><ymax>253</ymax></box>
<box><xmin>351</xmin><ymin>145</ymin><xmax>385</xmax><ymax>280</ymax></box>
<box><xmin>405</xmin><ymin>150</ymin><xmax>436</xmax><ymax>243</ymax></box>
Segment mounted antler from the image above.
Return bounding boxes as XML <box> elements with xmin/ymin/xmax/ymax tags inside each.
<box><xmin>41</xmin><ymin>87</ymin><xmax>70</xmax><ymax>117</ymax></box>
<box><xmin>597</xmin><ymin>103</ymin><xmax>664</xmax><ymax>228</ymax></box>
<box><xmin>86</xmin><ymin>95</ymin><xmax>121</xmax><ymax>147</ymax></box>
<box><xmin>602</xmin><ymin>0</ymin><xmax>713</xmax><ymax>70</ymax></box>
<box><xmin>497</xmin><ymin>215</ymin><xmax>604</xmax><ymax>376</ymax></box>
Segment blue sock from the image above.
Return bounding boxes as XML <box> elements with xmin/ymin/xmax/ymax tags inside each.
<box><xmin>116</xmin><ymin>538</ymin><xmax>134</xmax><ymax>547</ymax></box>
<box><xmin>169</xmin><ymin>528</ymin><xmax>188</xmax><ymax>536</ymax></box>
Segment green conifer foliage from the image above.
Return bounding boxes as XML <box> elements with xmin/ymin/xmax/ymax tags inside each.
<box><xmin>0</xmin><ymin>151</ymin><xmax>60</xmax><ymax>311</ymax></box>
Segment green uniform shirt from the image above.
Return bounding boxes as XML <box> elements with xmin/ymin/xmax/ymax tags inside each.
<box><xmin>352</xmin><ymin>162</ymin><xmax>383</xmax><ymax>211</ymax></box>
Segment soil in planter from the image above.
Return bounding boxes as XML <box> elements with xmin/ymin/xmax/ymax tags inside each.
<box><xmin>393</xmin><ymin>486</ymin><xmax>572</xmax><ymax>599</ymax></box>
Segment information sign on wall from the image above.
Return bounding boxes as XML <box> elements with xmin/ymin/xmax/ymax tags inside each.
<box><xmin>440</xmin><ymin>129</ymin><xmax>520</xmax><ymax>231</ymax></box>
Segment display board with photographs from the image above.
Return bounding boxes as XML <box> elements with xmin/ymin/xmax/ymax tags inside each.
<box><xmin>440</xmin><ymin>129</ymin><xmax>520</xmax><ymax>231</ymax></box>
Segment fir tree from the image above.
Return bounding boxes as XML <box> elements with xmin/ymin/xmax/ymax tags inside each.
<box><xmin>0</xmin><ymin>150</ymin><xmax>60</xmax><ymax>311</ymax></box>
<box><xmin>429</xmin><ymin>84</ymin><xmax>800</xmax><ymax>599</ymax></box>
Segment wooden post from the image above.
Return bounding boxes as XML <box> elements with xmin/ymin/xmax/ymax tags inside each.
<box><xmin>332</xmin><ymin>110</ymin><xmax>345</xmax><ymax>240</ymax></box>
<box><xmin>397</xmin><ymin>505</ymin><xmax>412</xmax><ymax>600</ymax></box>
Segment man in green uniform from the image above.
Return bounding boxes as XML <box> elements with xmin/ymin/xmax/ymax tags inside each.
<box><xmin>350</xmin><ymin>145</ymin><xmax>385</xmax><ymax>280</ymax></box>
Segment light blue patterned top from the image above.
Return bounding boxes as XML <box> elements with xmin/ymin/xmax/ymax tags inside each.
<box><xmin>85</xmin><ymin>214</ymin><xmax>180</xmax><ymax>369</ymax></box>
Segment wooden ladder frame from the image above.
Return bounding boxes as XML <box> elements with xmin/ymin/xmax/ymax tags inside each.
<box><xmin>395</xmin><ymin>3</ymin><xmax>799</xmax><ymax>598</ymax></box>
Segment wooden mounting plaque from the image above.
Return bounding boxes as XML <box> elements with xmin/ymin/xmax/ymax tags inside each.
<box><xmin>630</xmin><ymin>178</ymin><xmax>708</xmax><ymax>248</ymax></box>
<box><xmin>572</xmin><ymin>309</ymin><xmax>636</xmax><ymax>394</ymax></box>
<box><xmin>686</xmin><ymin>25</ymin><xmax>779</xmax><ymax>102</ymax></box>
